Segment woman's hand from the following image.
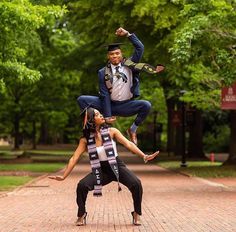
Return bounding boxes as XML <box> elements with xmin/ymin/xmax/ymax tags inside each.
<box><xmin>143</xmin><ymin>151</ymin><xmax>160</xmax><ymax>163</ymax></box>
<box><xmin>48</xmin><ymin>175</ymin><xmax>65</xmax><ymax>181</ymax></box>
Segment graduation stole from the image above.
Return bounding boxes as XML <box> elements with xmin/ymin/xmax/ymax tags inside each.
<box><xmin>104</xmin><ymin>62</ymin><xmax>127</xmax><ymax>94</ymax></box>
<box><xmin>87</xmin><ymin>126</ymin><xmax>121</xmax><ymax>197</ymax></box>
<box><xmin>104</xmin><ymin>59</ymin><xmax>161</xmax><ymax>94</ymax></box>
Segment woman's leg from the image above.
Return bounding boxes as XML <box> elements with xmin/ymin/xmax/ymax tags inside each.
<box><xmin>117</xmin><ymin>158</ymin><xmax>143</xmax><ymax>215</ymax></box>
<box><xmin>76</xmin><ymin>171</ymin><xmax>113</xmax><ymax>217</ymax></box>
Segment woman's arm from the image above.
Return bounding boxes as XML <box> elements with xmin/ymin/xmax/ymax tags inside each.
<box><xmin>48</xmin><ymin>138</ymin><xmax>87</xmax><ymax>181</ymax></box>
<box><xmin>111</xmin><ymin>128</ymin><xmax>159</xmax><ymax>162</ymax></box>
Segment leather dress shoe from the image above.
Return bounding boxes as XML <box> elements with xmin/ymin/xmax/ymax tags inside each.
<box><xmin>127</xmin><ymin>128</ymin><xmax>138</xmax><ymax>145</ymax></box>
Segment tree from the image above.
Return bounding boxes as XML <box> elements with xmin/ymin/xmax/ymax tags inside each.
<box><xmin>169</xmin><ymin>0</ymin><xmax>236</xmax><ymax>163</ymax></box>
<box><xmin>0</xmin><ymin>0</ymin><xmax>67</xmax><ymax>149</ymax></box>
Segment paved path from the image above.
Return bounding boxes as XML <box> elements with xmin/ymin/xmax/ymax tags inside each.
<box><xmin>0</xmin><ymin>163</ymin><xmax>236</xmax><ymax>232</ymax></box>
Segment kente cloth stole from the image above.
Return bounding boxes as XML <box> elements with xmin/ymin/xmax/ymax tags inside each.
<box><xmin>87</xmin><ymin>126</ymin><xmax>121</xmax><ymax>197</ymax></box>
<box><xmin>104</xmin><ymin>59</ymin><xmax>159</xmax><ymax>93</ymax></box>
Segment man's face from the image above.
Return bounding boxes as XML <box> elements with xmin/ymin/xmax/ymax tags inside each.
<box><xmin>107</xmin><ymin>49</ymin><xmax>123</xmax><ymax>65</ymax></box>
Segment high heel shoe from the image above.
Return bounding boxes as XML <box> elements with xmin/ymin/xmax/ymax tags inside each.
<box><xmin>75</xmin><ymin>212</ymin><xmax>87</xmax><ymax>226</ymax></box>
<box><xmin>131</xmin><ymin>211</ymin><xmax>141</xmax><ymax>226</ymax></box>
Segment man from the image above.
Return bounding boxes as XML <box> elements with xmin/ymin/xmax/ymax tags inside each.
<box><xmin>78</xmin><ymin>27</ymin><xmax>164</xmax><ymax>145</ymax></box>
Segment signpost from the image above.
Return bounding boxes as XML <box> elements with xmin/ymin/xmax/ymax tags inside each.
<box><xmin>221</xmin><ymin>83</ymin><xmax>236</xmax><ymax>110</ymax></box>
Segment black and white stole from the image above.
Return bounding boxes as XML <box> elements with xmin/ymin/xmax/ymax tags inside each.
<box><xmin>87</xmin><ymin>126</ymin><xmax>121</xmax><ymax>196</ymax></box>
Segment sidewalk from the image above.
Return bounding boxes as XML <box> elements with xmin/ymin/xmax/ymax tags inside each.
<box><xmin>0</xmin><ymin>161</ymin><xmax>236</xmax><ymax>232</ymax></box>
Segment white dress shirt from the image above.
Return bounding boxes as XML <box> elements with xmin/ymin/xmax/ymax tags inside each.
<box><xmin>110</xmin><ymin>63</ymin><xmax>133</xmax><ymax>101</ymax></box>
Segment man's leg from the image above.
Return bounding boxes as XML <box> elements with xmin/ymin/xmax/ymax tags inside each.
<box><xmin>77</xmin><ymin>95</ymin><xmax>103</xmax><ymax>112</ymax></box>
<box><xmin>111</xmin><ymin>99</ymin><xmax>151</xmax><ymax>144</ymax></box>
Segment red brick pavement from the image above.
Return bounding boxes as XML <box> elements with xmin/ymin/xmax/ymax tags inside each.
<box><xmin>0</xmin><ymin>162</ymin><xmax>236</xmax><ymax>232</ymax></box>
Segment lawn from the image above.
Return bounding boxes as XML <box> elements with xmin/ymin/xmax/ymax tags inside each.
<box><xmin>0</xmin><ymin>176</ymin><xmax>33</xmax><ymax>191</ymax></box>
<box><xmin>0</xmin><ymin>163</ymin><xmax>65</xmax><ymax>172</ymax></box>
<box><xmin>0</xmin><ymin>163</ymin><xmax>65</xmax><ymax>191</ymax></box>
<box><xmin>25</xmin><ymin>150</ymin><xmax>73</xmax><ymax>156</ymax></box>
<box><xmin>158</xmin><ymin>161</ymin><xmax>236</xmax><ymax>178</ymax></box>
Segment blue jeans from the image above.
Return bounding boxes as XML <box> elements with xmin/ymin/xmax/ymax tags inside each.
<box><xmin>77</xmin><ymin>95</ymin><xmax>151</xmax><ymax>126</ymax></box>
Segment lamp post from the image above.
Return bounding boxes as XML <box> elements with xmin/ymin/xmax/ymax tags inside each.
<box><xmin>180</xmin><ymin>90</ymin><xmax>187</xmax><ymax>167</ymax></box>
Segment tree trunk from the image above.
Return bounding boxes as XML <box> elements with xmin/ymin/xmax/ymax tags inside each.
<box><xmin>13</xmin><ymin>114</ymin><xmax>20</xmax><ymax>150</ymax></box>
<box><xmin>32</xmin><ymin>120</ymin><xmax>37</xmax><ymax>149</ymax></box>
<box><xmin>166</xmin><ymin>98</ymin><xmax>175</xmax><ymax>154</ymax></box>
<box><xmin>187</xmin><ymin>109</ymin><xmax>205</xmax><ymax>159</ymax></box>
<box><xmin>174</xmin><ymin>102</ymin><xmax>183</xmax><ymax>156</ymax></box>
<box><xmin>224</xmin><ymin>110</ymin><xmax>236</xmax><ymax>164</ymax></box>
<box><xmin>39</xmin><ymin>119</ymin><xmax>50</xmax><ymax>144</ymax></box>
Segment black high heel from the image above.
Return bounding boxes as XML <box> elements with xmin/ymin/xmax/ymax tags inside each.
<box><xmin>131</xmin><ymin>211</ymin><xmax>141</xmax><ymax>226</ymax></box>
<box><xmin>75</xmin><ymin>212</ymin><xmax>87</xmax><ymax>226</ymax></box>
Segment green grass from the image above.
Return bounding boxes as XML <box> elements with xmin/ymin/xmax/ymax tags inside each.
<box><xmin>0</xmin><ymin>176</ymin><xmax>33</xmax><ymax>191</ymax></box>
<box><xmin>0</xmin><ymin>149</ymin><xmax>73</xmax><ymax>157</ymax></box>
<box><xmin>25</xmin><ymin>150</ymin><xmax>73</xmax><ymax>156</ymax></box>
<box><xmin>0</xmin><ymin>163</ymin><xmax>65</xmax><ymax>173</ymax></box>
<box><xmin>158</xmin><ymin>161</ymin><xmax>236</xmax><ymax>178</ymax></box>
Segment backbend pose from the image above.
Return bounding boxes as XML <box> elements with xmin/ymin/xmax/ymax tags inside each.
<box><xmin>77</xmin><ymin>27</ymin><xmax>164</xmax><ymax>145</ymax></box>
<box><xmin>49</xmin><ymin>107</ymin><xmax>159</xmax><ymax>226</ymax></box>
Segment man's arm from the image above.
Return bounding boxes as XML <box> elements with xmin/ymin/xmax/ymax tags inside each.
<box><xmin>115</xmin><ymin>27</ymin><xmax>144</xmax><ymax>63</ymax></box>
<box><xmin>128</xmin><ymin>34</ymin><xmax>144</xmax><ymax>63</ymax></box>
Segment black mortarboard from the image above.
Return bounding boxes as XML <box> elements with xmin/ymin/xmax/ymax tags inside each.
<box><xmin>105</xmin><ymin>42</ymin><xmax>124</xmax><ymax>52</ymax></box>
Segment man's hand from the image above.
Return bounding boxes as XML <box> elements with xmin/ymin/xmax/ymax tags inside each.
<box><xmin>115</xmin><ymin>27</ymin><xmax>129</xmax><ymax>37</ymax></box>
<box><xmin>105</xmin><ymin>116</ymin><xmax>117</xmax><ymax>124</ymax></box>
<box><xmin>48</xmin><ymin>175</ymin><xmax>65</xmax><ymax>181</ymax></box>
<box><xmin>156</xmin><ymin>65</ymin><xmax>165</xmax><ymax>73</ymax></box>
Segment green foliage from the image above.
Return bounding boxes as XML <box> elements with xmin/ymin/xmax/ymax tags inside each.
<box><xmin>0</xmin><ymin>0</ymin><xmax>235</xmax><ymax>153</ymax></box>
<box><xmin>168</xmin><ymin>0</ymin><xmax>236</xmax><ymax>109</ymax></box>
<box><xmin>0</xmin><ymin>0</ymin><xmax>81</xmax><ymax>146</ymax></box>
<box><xmin>203</xmin><ymin>125</ymin><xmax>230</xmax><ymax>153</ymax></box>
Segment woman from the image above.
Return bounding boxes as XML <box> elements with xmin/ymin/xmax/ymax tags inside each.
<box><xmin>49</xmin><ymin>107</ymin><xmax>159</xmax><ymax>226</ymax></box>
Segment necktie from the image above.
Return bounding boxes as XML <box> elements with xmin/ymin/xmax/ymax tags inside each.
<box><xmin>115</xmin><ymin>66</ymin><xmax>120</xmax><ymax>76</ymax></box>
<box><xmin>114</xmin><ymin>66</ymin><xmax>127</xmax><ymax>83</ymax></box>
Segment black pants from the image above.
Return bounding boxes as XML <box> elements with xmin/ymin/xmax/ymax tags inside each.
<box><xmin>76</xmin><ymin>157</ymin><xmax>143</xmax><ymax>217</ymax></box>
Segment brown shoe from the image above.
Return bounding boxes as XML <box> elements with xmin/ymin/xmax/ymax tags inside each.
<box><xmin>127</xmin><ymin>128</ymin><xmax>138</xmax><ymax>145</ymax></box>
<box><xmin>131</xmin><ymin>211</ymin><xmax>141</xmax><ymax>226</ymax></box>
<box><xmin>75</xmin><ymin>212</ymin><xmax>87</xmax><ymax>226</ymax></box>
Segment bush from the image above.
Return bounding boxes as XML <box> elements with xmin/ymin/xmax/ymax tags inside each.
<box><xmin>203</xmin><ymin>125</ymin><xmax>230</xmax><ymax>153</ymax></box>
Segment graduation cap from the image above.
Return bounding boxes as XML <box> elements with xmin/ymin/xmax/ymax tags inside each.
<box><xmin>104</xmin><ymin>42</ymin><xmax>124</xmax><ymax>52</ymax></box>
<box><xmin>80</xmin><ymin>105</ymin><xmax>96</xmax><ymax>129</ymax></box>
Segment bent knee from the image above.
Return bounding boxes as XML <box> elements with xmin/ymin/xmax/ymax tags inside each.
<box><xmin>142</xmin><ymin>100</ymin><xmax>152</xmax><ymax>112</ymax></box>
<box><xmin>77</xmin><ymin>180</ymin><xmax>86</xmax><ymax>191</ymax></box>
<box><xmin>77</xmin><ymin>95</ymin><xmax>86</xmax><ymax>104</ymax></box>
<box><xmin>130</xmin><ymin>178</ymin><xmax>142</xmax><ymax>190</ymax></box>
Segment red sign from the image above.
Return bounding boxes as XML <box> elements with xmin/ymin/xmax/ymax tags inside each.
<box><xmin>221</xmin><ymin>83</ymin><xmax>236</xmax><ymax>110</ymax></box>
<box><xmin>172</xmin><ymin>110</ymin><xmax>181</xmax><ymax>127</ymax></box>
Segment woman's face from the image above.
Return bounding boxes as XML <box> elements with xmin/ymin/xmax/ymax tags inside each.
<box><xmin>93</xmin><ymin>109</ymin><xmax>105</xmax><ymax>125</ymax></box>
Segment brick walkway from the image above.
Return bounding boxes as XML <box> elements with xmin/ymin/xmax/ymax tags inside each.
<box><xmin>0</xmin><ymin>161</ymin><xmax>236</xmax><ymax>232</ymax></box>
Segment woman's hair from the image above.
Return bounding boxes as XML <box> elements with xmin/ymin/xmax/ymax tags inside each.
<box><xmin>82</xmin><ymin>107</ymin><xmax>96</xmax><ymax>140</ymax></box>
